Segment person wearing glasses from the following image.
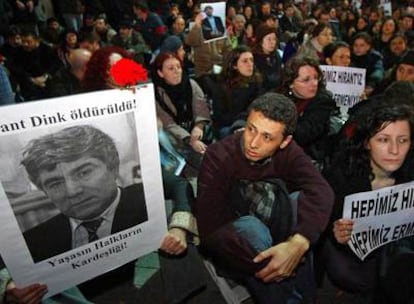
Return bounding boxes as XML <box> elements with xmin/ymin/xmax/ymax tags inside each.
<box><xmin>279</xmin><ymin>55</ymin><xmax>336</xmax><ymax>169</ymax></box>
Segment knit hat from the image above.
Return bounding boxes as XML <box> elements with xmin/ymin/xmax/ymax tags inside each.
<box><xmin>399</xmin><ymin>50</ymin><xmax>414</xmax><ymax>67</ymax></box>
<box><xmin>160</xmin><ymin>35</ymin><xmax>183</xmax><ymax>54</ymax></box>
<box><xmin>255</xmin><ymin>24</ymin><xmax>278</xmax><ymax>44</ymax></box>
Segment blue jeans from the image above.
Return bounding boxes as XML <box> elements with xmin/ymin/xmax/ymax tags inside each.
<box><xmin>233</xmin><ymin>216</ymin><xmax>273</xmax><ymax>252</ymax></box>
<box><xmin>231</xmin><ymin>216</ymin><xmax>314</xmax><ymax>304</ymax></box>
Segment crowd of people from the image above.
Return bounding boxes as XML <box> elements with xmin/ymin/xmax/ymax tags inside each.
<box><xmin>1</xmin><ymin>0</ymin><xmax>414</xmax><ymax>303</ymax></box>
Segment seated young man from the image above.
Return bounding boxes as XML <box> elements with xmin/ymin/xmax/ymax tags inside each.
<box><xmin>194</xmin><ymin>92</ymin><xmax>334</xmax><ymax>303</ymax></box>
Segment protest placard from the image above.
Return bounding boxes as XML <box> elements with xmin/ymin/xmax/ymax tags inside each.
<box><xmin>379</xmin><ymin>0</ymin><xmax>392</xmax><ymax>16</ymax></box>
<box><xmin>352</xmin><ymin>0</ymin><xmax>362</xmax><ymax>10</ymax></box>
<box><xmin>343</xmin><ymin>181</ymin><xmax>414</xmax><ymax>260</ymax></box>
<box><xmin>200</xmin><ymin>2</ymin><xmax>227</xmax><ymax>43</ymax></box>
<box><xmin>0</xmin><ymin>84</ymin><xmax>166</xmax><ymax>298</ymax></box>
<box><xmin>320</xmin><ymin>65</ymin><xmax>366</xmax><ymax>114</ymax></box>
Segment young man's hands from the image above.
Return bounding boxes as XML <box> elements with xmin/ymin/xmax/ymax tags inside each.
<box><xmin>253</xmin><ymin>233</ymin><xmax>310</xmax><ymax>282</ymax></box>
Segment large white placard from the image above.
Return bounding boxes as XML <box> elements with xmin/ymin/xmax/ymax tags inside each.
<box><xmin>320</xmin><ymin>65</ymin><xmax>366</xmax><ymax>113</ymax></box>
<box><xmin>343</xmin><ymin>181</ymin><xmax>414</xmax><ymax>260</ymax></box>
<box><xmin>0</xmin><ymin>84</ymin><xmax>167</xmax><ymax>298</ymax></box>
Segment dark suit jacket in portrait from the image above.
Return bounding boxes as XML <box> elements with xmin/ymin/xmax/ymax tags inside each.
<box><xmin>23</xmin><ymin>184</ymin><xmax>148</xmax><ymax>263</ymax></box>
<box><xmin>202</xmin><ymin>16</ymin><xmax>225</xmax><ymax>40</ymax></box>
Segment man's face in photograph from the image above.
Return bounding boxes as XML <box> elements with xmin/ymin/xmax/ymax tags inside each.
<box><xmin>261</xmin><ymin>3</ymin><xmax>271</xmax><ymax>16</ymax></box>
<box><xmin>38</xmin><ymin>156</ymin><xmax>118</xmax><ymax>220</ymax></box>
<box><xmin>205</xmin><ymin>7</ymin><xmax>213</xmax><ymax>17</ymax></box>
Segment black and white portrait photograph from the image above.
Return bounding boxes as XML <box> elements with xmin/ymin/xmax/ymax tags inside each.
<box><xmin>0</xmin><ymin>86</ymin><xmax>166</xmax><ymax>297</ymax></box>
<box><xmin>2</xmin><ymin>116</ymin><xmax>147</xmax><ymax>263</ymax></box>
<box><xmin>200</xmin><ymin>2</ymin><xmax>226</xmax><ymax>42</ymax></box>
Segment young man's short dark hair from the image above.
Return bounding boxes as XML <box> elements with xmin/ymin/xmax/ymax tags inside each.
<box><xmin>248</xmin><ymin>92</ymin><xmax>298</xmax><ymax>136</ymax></box>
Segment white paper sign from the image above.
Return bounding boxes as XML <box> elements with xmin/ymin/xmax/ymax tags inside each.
<box><xmin>320</xmin><ymin>65</ymin><xmax>366</xmax><ymax>112</ymax></box>
<box><xmin>352</xmin><ymin>0</ymin><xmax>362</xmax><ymax>10</ymax></box>
<box><xmin>200</xmin><ymin>2</ymin><xmax>227</xmax><ymax>43</ymax></box>
<box><xmin>343</xmin><ymin>181</ymin><xmax>414</xmax><ymax>261</ymax></box>
<box><xmin>0</xmin><ymin>84</ymin><xmax>167</xmax><ymax>298</ymax></box>
<box><xmin>379</xmin><ymin>2</ymin><xmax>392</xmax><ymax>16</ymax></box>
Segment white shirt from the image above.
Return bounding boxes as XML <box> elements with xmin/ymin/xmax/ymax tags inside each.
<box><xmin>70</xmin><ymin>187</ymin><xmax>121</xmax><ymax>248</ymax></box>
<box><xmin>207</xmin><ymin>16</ymin><xmax>218</xmax><ymax>34</ymax></box>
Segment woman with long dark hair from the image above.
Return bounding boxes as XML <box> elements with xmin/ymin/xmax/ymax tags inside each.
<box><xmin>322</xmin><ymin>102</ymin><xmax>414</xmax><ymax>303</ymax></box>
<box><xmin>373</xmin><ymin>17</ymin><xmax>398</xmax><ymax>55</ymax></box>
<box><xmin>81</xmin><ymin>46</ymin><xmax>131</xmax><ymax>91</ymax></box>
<box><xmin>203</xmin><ymin>45</ymin><xmax>263</xmax><ymax>138</ymax></box>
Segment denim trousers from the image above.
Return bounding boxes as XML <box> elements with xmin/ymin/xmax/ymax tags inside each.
<box><xmin>231</xmin><ymin>215</ymin><xmax>315</xmax><ymax>304</ymax></box>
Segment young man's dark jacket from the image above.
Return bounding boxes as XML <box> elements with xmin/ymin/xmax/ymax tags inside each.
<box><xmin>194</xmin><ymin>132</ymin><xmax>334</xmax><ymax>273</ymax></box>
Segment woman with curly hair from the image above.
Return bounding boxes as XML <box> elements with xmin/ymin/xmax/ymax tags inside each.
<box><xmin>81</xmin><ymin>46</ymin><xmax>131</xmax><ymax>92</ymax></box>
<box><xmin>202</xmin><ymin>45</ymin><xmax>264</xmax><ymax>138</ymax></box>
<box><xmin>321</xmin><ymin>101</ymin><xmax>414</xmax><ymax>303</ymax></box>
<box><xmin>279</xmin><ymin>55</ymin><xmax>337</xmax><ymax>168</ymax></box>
